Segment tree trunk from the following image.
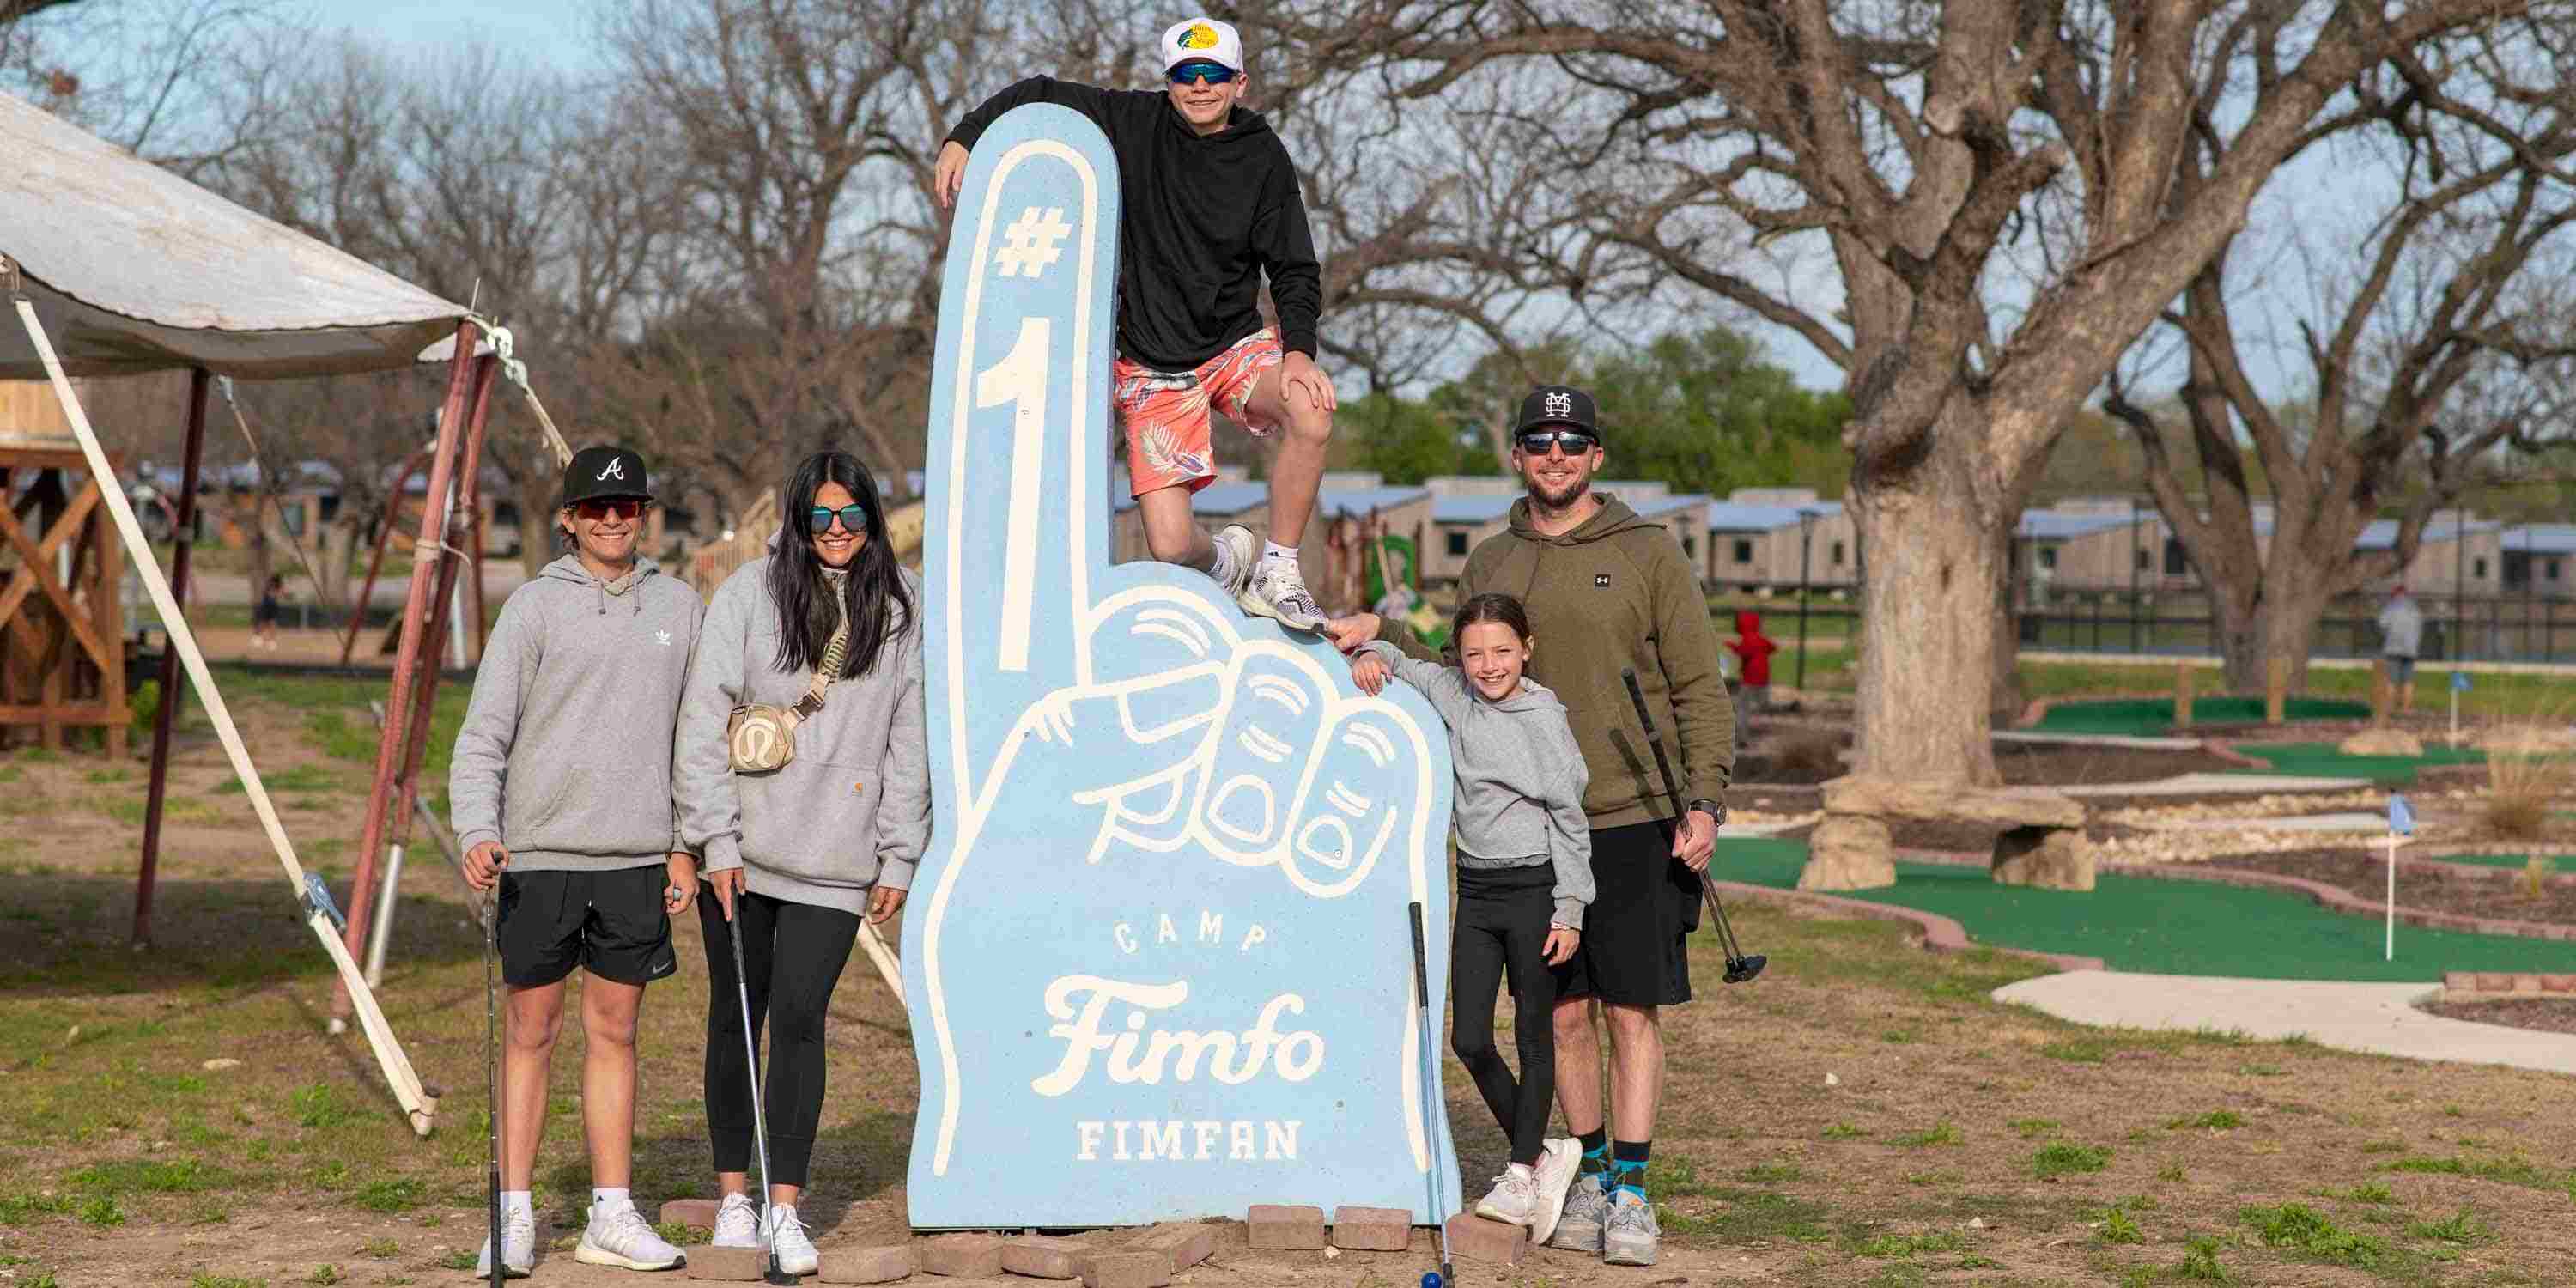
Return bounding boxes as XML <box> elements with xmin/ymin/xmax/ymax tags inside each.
<box><xmin>1850</xmin><ymin>426</ymin><xmax>2006</xmax><ymax>787</ymax></box>
<box><xmin>518</xmin><ymin>471</ymin><xmax>556</xmax><ymax>580</ymax></box>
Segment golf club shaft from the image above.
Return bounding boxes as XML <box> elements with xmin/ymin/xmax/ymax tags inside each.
<box><xmin>726</xmin><ymin>896</ymin><xmax>780</xmax><ymax>1263</ymax></box>
<box><xmin>1620</xmin><ymin>668</ymin><xmax>1750</xmax><ymax>959</ymax></box>
<box><xmin>486</xmin><ymin>893</ymin><xmax>501</xmax><ymax>1288</ymax></box>
<box><xmin>1408</xmin><ymin>902</ymin><xmax>1451</xmax><ymax>1270</ymax></box>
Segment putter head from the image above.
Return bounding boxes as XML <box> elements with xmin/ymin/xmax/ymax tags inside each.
<box><xmin>764</xmin><ymin>1258</ymin><xmax>799</xmax><ymax>1286</ymax></box>
<box><xmin>1723</xmin><ymin>953</ymin><xmax>1767</xmax><ymax>984</ymax></box>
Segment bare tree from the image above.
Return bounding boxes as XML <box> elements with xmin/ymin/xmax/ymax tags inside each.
<box><xmin>1296</xmin><ymin>0</ymin><xmax>2565</xmax><ymax>785</ymax></box>
<box><xmin>2107</xmin><ymin>30</ymin><xmax>2576</xmax><ymax>690</ymax></box>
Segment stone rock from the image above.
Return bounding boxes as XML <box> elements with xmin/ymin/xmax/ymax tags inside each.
<box><xmin>659</xmin><ymin>1198</ymin><xmax>720</xmax><ymax>1230</ymax></box>
<box><xmin>920</xmin><ymin>1232</ymin><xmax>1005</xmax><ymax>1278</ymax></box>
<box><xmin>1991</xmin><ymin>826</ymin><xmax>2095</xmax><ymax>891</ymax></box>
<box><xmin>201</xmin><ymin>1058</ymin><xmax>242</xmax><ymax>1072</ymax></box>
<box><xmin>1820</xmin><ymin>775</ymin><xmax>2083</xmax><ymax>829</ymax></box>
<box><xmin>1079</xmin><ymin>1251</ymin><xmax>1170</xmax><ymax>1288</ymax></box>
<box><xmin>2338</xmin><ymin>728</ymin><xmax>2423</xmax><ymax>756</ymax></box>
<box><xmin>999</xmin><ymin>1235</ymin><xmax>1088</xmax><ymax>1279</ymax></box>
<box><xmin>1441</xmin><ymin>1213</ymin><xmax>1527</xmax><ymax>1266</ymax></box>
<box><xmin>683</xmin><ymin>1247</ymin><xmax>763</xmax><ymax>1281</ymax></box>
<box><xmin>1246</xmin><ymin>1204</ymin><xmax>1327</xmax><ymax>1250</ymax></box>
<box><xmin>1797</xmin><ymin>815</ymin><xmax>1894</xmax><ymax>891</ymax></box>
<box><xmin>1126</xmin><ymin>1223</ymin><xmax>1216</xmax><ymax>1270</ymax></box>
<box><xmin>817</xmin><ymin>1244</ymin><xmax>914</xmax><ymax>1285</ymax></box>
<box><xmin>1328</xmin><ymin>1206</ymin><xmax>1410</xmax><ymax>1251</ymax></box>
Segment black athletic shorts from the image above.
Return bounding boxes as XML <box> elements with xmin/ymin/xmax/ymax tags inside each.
<box><xmin>1552</xmin><ymin>819</ymin><xmax>1701</xmax><ymax>1007</ymax></box>
<box><xmin>496</xmin><ymin>866</ymin><xmax>677</xmax><ymax>988</ymax></box>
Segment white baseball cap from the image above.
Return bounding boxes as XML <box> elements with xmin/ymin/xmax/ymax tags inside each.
<box><xmin>1160</xmin><ymin>17</ymin><xmax>1242</xmax><ymax>73</ymax></box>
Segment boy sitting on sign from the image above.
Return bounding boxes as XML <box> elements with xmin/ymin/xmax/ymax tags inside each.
<box><xmin>936</xmin><ymin>15</ymin><xmax>1335</xmax><ymax>632</ymax></box>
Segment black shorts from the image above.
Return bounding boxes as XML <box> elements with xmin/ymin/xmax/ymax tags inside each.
<box><xmin>1552</xmin><ymin>819</ymin><xmax>1699</xmax><ymax>1007</ymax></box>
<box><xmin>496</xmin><ymin>866</ymin><xmax>677</xmax><ymax>988</ymax></box>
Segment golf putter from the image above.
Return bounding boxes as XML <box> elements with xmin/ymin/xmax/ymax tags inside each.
<box><xmin>726</xmin><ymin>896</ymin><xmax>799</xmax><ymax>1286</ymax></box>
<box><xmin>1620</xmin><ymin>668</ymin><xmax>1766</xmax><ymax>983</ymax></box>
<box><xmin>484</xmin><ymin>890</ymin><xmax>501</xmax><ymax>1288</ymax></box>
<box><xmin>1407</xmin><ymin>902</ymin><xmax>1454</xmax><ymax>1288</ymax></box>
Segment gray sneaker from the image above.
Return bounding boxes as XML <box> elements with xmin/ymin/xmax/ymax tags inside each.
<box><xmin>1210</xmin><ymin>524</ymin><xmax>1257</xmax><ymax>599</ymax></box>
<box><xmin>1242</xmin><ymin>556</ymin><xmax>1327</xmax><ymax>632</ymax></box>
<box><xmin>1548</xmin><ymin>1176</ymin><xmax>1609</xmax><ymax>1253</ymax></box>
<box><xmin>1603</xmin><ymin>1189</ymin><xmax>1661</xmax><ymax>1267</ymax></box>
<box><xmin>474</xmin><ymin>1204</ymin><xmax>538</xmax><ymax>1279</ymax></box>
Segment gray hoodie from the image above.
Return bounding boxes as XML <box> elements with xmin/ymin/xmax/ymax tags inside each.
<box><xmin>448</xmin><ymin>554</ymin><xmax>705</xmax><ymax>872</ymax></box>
<box><xmin>674</xmin><ymin>556</ymin><xmax>930</xmax><ymax>914</ymax></box>
<box><xmin>1362</xmin><ymin>641</ymin><xmax>1595</xmax><ymax>928</ymax></box>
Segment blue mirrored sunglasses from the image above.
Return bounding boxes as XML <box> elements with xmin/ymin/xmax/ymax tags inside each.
<box><xmin>1516</xmin><ymin>429</ymin><xmax>1599</xmax><ymax>456</ymax></box>
<box><xmin>1167</xmin><ymin>61</ymin><xmax>1237</xmax><ymax>86</ymax></box>
<box><xmin>809</xmin><ymin>504</ymin><xmax>870</xmax><ymax>532</ymax></box>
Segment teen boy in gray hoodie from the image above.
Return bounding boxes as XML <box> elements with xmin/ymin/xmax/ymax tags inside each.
<box><xmin>1352</xmin><ymin>592</ymin><xmax>1593</xmax><ymax>1246</ymax></box>
<box><xmin>452</xmin><ymin>446</ymin><xmax>704</xmax><ymax>1278</ymax></box>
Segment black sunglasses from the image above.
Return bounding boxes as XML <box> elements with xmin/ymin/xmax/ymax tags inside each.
<box><xmin>1516</xmin><ymin>428</ymin><xmax>1599</xmax><ymax>456</ymax></box>
<box><xmin>809</xmin><ymin>503</ymin><xmax>872</xmax><ymax>532</ymax></box>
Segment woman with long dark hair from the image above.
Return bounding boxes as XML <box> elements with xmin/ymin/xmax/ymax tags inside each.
<box><xmin>674</xmin><ymin>450</ymin><xmax>927</xmax><ymax>1273</ymax></box>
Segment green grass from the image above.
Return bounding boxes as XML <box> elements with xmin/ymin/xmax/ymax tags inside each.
<box><xmin>2011</xmin><ymin>1117</ymin><xmax>2061</xmax><ymax>1139</ymax></box>
<box><xmin>2238</xmin><ymin>1201</ymin><xmax>2389</xmax><ymax>1267</ymax></box>
<box><xmin>2040</xmin><ymin>1038</ymin><xmax>2111</xmax><ymax>1062</ymax></box>
<box><xmin>1714</xmin><ymin>837</ymin><xmax>2576</xmax><ymax>981</ymax></box>
<box><xmin>2098</xmin><ymin>1206</ymin><xmax>2144</xmax><ymax>1244</ymax></box>
<box><xmin>2381</xmin><ymin>1153</ymin><xmax>2572</xmax><ymax>1190</ymax></box>
<box><xmin>1739</xmin><ymin>1160</ymin><xmax>1804</xmax><ymax>1183</ymax></box>
<box><xmin>653</xmin><ymin>1221</ymin><xmax>710</xmax><ymax>1247</ymax></box>
<box><xmin>1822</xmin><ymin>1121</ymin><xmax>1869</xmax><ymax>1140</ymax></box>
<box><xmin>2171</xmin><ymin>1109</ymin><xmax>2242</xmax><ymax>1131</ymax></box>
<box><xmin>349</xmin><ymin>1178</ymin><xmax>423</xmax><ymax>1212</ymax></box>
<box><xmin>2034</xmin><ymin>1143</ymin><xmax>2113</xmax><ymax>1178</ymax></box>
<box><xmin>2407</xmin><ymin>1207</ymin><xmax>2493</xmax><ymax>1245</ymax></box>
<box><xmin>1893</xmin><ymin>1121</ymin><xmax>1961</xmax><ymax>1147</ymax></box>
<box><xmin>1859</xmin><ymin>1229</ymin><xmax>1965</xmax><ymax>1258</ymax></box>
<box><xmin>215</xmin><ymin>763</ymin><xmax>348</xmax><ymax>795</ymax></box>
<box><xmin>2176</xmin><ymin>1234</ymin><xmax>2229</xmax><ymax>1280</ymax></box>
<box><xmin>67</xmin><ymin>1157</ymin><xmax>224</xmax><ymax>1194</ymax></box>
<box><xmin>2340</xmin><ymin>1181</ymin><xmax>2395</xmax><ymax>1203</ymax></box>
<box><xmin>1644</xmin><ymin>1157</ymin><xmax>1839</xmax><ymax>1243</ymax></box>
<box><xmin>77</xmin><ymin>1194</ymin><xmax>125</xmax><ymax>1227</ymax></box>
<box><xmin>290</xmin><ymin>1083</ymin><xmax>361</xmax><ymax>1130</ymax></box>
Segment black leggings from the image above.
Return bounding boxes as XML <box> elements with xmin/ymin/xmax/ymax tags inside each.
<box><xmin>697</xmin><ymin>885</ymin><xmax>859</xmax><ymax>1189</ymax></box>
<box><xmin>1450</xmin><ymin>865</ymin><xmax>1558</xmax><ymax>1167</ymax></box>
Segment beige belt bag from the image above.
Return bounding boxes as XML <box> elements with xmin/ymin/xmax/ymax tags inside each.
<box><xmin>726</xmin><ymin>616</ymin><xmax>848</xmax><ymax>775</ymax></box>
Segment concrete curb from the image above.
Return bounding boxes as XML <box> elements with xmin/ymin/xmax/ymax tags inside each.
<box><xmin>2442</xmin><ymin>971</ymin><xmax>2576</xmax><ymax>996</ymax></box>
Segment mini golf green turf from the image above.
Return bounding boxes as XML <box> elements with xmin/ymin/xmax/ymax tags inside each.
<box><xmin>2229</xmin><ymin>740</ymin><xmax>2485</xmax><ymax>786</ymax></box>
<box><xmin>1716</xmin><ymin>838</ymin><xmax>2576</xmax><ymax>981</ymax></box>
<box><xmin>2422</xmin><ymin>852</ymin><xmax>2571</xmax><ymax>872</ymax></box>
<box><xmin>2032</xmin><ymin>695</ymin><xmax>2372</xmax><ymax>737</ymax></box>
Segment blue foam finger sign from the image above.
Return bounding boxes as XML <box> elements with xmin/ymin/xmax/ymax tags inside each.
<box><xmin>2451</xmin><ymin>671</ymin><xmax>2470</xmax><ymax>692</ymax></box>
<box><xmin>2388</xmin><ymin>793</ymin><xmax>2415</xmax><ymax>836</ymax></box>
<box><xmin>904</xmin><ymin>104</ymin><xmax>1460</xmax><ymax>1230</ymax></box>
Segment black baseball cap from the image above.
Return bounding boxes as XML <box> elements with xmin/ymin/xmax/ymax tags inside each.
<box><xmin>1516</xmin><ymin>385</ymin><xmax>1600</xmax><ymax>439</ymax></box>
<box><xmin>562</xmin><ymin>445</ymin><xmax>652</xmax><ymax>505</ymax></box>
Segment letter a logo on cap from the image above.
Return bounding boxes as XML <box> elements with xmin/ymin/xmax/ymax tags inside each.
<box><xmin>597</xmin><ymin>458</ymin><xmax>626</xmax><ymax>481</ymax></box>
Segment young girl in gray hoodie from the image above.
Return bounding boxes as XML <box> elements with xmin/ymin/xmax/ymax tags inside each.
<box><xmin>1352</xmin><ymin>592</ymin><xmax>1592</xmax><ymax>1244</ymax></box>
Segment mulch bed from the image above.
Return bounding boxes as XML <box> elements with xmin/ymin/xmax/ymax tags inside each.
<box><xmin>1994</xmin><ymin>743</ymin><xmax>2251</xmax><ymax>786</ymax></box>
<box><xmin>2206</xmin><ymin>848</ymin><xmax>2576</xmax><ymax>927</ymax></box>
<box><xmin>2420</xmin><ymin>997</ymin><xmax>2576</xmax><ymax>1036</ymax></box>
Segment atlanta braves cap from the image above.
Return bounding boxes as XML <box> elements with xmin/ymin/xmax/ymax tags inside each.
<box><xmin>1516</xmin><ymin>385</ymin><xmax>1600</xmax><ymax>438</ymax></box>
<box><xmin>562</xmin><ymin>445</ymin><xmax>652</xmax><ymax>504</ymax></box>
<box><xmin>1161</xmin><ymin>17</ymin><xmax>1242</xmax><ymax>72</ymax></box>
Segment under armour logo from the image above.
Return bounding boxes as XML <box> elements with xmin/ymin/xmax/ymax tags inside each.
<box><xmin>1595</xmin><ymin>573</ymin><xmax>1612</xmax><ymax>587</ymax></box>
<box><xmin>596</xmin><ymin>459</ymin><xmax>627</xmax><ymax>481</ymax></box>
<box><xmin>1545</xmin><ymin>392</ymin><xmax>1574</xmax><ymax>420</ymax></box>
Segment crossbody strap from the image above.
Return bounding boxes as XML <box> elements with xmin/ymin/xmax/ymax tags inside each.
<box><xmin>789</xmin><ymin>614</ymin><xmax>850</xmax><ymax>720</ymax></box>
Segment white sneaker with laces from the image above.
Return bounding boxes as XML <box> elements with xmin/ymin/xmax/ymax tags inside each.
<box><xmin>1529</xmin><ymin>1137</ymin><xmax>1583</xmax><ymax>1247</ymax></box>
<box><xmin>763</xmin><ymin>1203</ymin><xmax>821</xmax><ymax>1276</ymax></box>
<box><xmin>1473</xmin><ymin>1163</ymin><xmax>1542</xmax><ymax>1227</ymax></box>
<box><xmin>1209</xmin><ymin>524</ymin><xmax>1257</xmax><ymax>599</ymax></box>
<box><xmin>710</xmin><ymin>1193</ymin><xmax>759</xmax><ymax>1249</ymax></box>
<box><xmin>474</xmin><ymin>1204</ymin><xmax>538</xmax><ymax>1279</ymax></box>
<box><xmin>1242</xmin><ymin>556</ymin><xmax>1327</xmax><ymax>631</ymax></box>
<box><xmin>574</xmin><ymin>1199</ymin><xmax>685</xmax><ymax>1271</ymax></box>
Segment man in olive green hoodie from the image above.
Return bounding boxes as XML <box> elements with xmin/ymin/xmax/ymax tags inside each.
<box><xmin>1331</xmin><ymin>386</ymin><xmax>1732</xmax><ymax>1267</ymax></box>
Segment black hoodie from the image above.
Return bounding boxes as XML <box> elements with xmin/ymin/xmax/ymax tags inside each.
<box><xmin>945</xmin><ymin>76</ymin><xmax>1321</xmax><ymax>370</ymax></box>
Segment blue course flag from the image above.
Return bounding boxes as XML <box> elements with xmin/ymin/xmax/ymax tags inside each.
<box><xmin>2388</xmin><ymin>793</ymin><xmax>2415</xmax><ymax>836</ymax></box>
<box><xmin>2451</xmin><ymin>671</ymin><xmax>2471</xmax><ymax>692</ymax></box>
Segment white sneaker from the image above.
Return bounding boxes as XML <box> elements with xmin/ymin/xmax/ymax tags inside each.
<box><xmin>474</xmin><ymin>1204</ymin><xmax>538</xmax><ymax>1279</ymax></box>
<box><xmin>1242</xmin><ymin>556</ymin><xmax>1327</xmax><ymax>632</ymax></box>
<box><xmin>1209</xmin><ymin>524</ymin><xmax>1257</xmax><ymax>599</ymax></box>
<box><xmin>711</xmin><ymin>1193</ymin><xmax>759</xmax><ymax>1249</ymax></box>
<box><xmin>762</xmin><ymin>1203</ymin><xmax>820</xmax><ymax>1276</ymax></box>
<box><xmin>574</xmin><ymin>1199</ymin><xmax>684</xmax><ymax>1271</ymax></box>
<box><xmin>1529</xmin><ymin>1138</ymin><xmax>1583</xmax><ymax>1247</ymax></box>
<box><xmin>1473</xmin><ymin>1163</ymin><xmax>1542</xmax><ymax>1227</ymax></box>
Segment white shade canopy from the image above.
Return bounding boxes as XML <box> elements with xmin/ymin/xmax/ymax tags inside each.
<box><xmin>0</xmin><ymin>91</ymin><xmax>469</xmax><ymax>380</ymax></box>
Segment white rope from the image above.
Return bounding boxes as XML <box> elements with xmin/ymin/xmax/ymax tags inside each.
<box><xmin>7</xmin><ymin>257</ymin><xmax>439</xmax><ymax>1137</ymax></box>
<box><xmin>478</xmin><ymin>322</ymin><xmax>574</xmax><ymax>468</ymax></box>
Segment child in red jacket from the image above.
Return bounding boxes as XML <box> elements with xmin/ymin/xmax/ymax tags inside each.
<box><xmin>1728</xmin><ymin>610</ymin><xmax>1777</xmax><ymax>714</ymax></box>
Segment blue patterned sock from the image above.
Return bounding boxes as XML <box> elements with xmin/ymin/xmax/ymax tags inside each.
<box><xmin>1612</xmin><ymin>1139</ymin><xmax>1651</xmax><ymax>1200</ymax></box>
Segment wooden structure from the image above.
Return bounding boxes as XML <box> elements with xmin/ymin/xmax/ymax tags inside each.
<box><xmin>0</xmin><ymin>433</ymin><xmax>126</xmax><ymax>754</ymax></box>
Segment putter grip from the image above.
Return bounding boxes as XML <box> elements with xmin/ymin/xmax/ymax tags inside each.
<box><xmin>1407</xmin><ymin>902</ymin><xmax>1430</xmax><ymax>1007</ymax></box>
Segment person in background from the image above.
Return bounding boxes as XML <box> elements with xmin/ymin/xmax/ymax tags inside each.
<box><xmin>252</xmin><ymin>574</ymin><xmax>285</xmax><ymax>651</ymax></box>
<box><xmin>1727</xmin><ymin>609</ymin><xmax>1776</xmax><ymax>722</ymax></box>
<box><xmin>2379</xmin><ymin>584</ymin><xmax>2424</xmax><ymax>713</ymax></box>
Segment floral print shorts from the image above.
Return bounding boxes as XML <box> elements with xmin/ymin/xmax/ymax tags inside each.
<box><xmin>1111</xmin><ymin>328</ymin><xmax>1285</xmax><ymax>496</ymax></box>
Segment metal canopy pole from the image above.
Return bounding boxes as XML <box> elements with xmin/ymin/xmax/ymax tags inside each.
<box><xmin>333</xmin><ymin>320</ymin><xmax>479</xmax><ymax>1028</ymax></box>
<box><xmin>340</xmin><ymin>449</ymin><xmax>429</xmax><ymax>665</ymax></box>
<box><xmin>134</xmin><ymin>368</ymin><xmax>210</xmax><ymax>947</ymax></box>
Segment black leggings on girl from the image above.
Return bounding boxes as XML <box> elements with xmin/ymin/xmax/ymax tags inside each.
<box><xmin>1449</xmin><ymin>864</ymin><xmax>1559</xmax><ymax>1168</ymax></box>
<box><xmin>698</xmin><ymin>885</ymin><xmax>859</xmax><ymax>1189</ymax></box>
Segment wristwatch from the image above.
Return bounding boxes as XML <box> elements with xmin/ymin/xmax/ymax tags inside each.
<box><xmin>1686</xmin><ymin>797</ymin><xmax>1727</xmax><ymax>827</ymax></box>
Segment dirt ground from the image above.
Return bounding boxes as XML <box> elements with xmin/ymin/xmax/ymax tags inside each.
<box><xmin>2207</xmin><ymin>850</ymin><xmax>2576</xmax><ymax>927</ymax></box>
<box><xmin>6</xmin><ymin>671</ymin><xmax>2576</xmax><ymax>1285</ymax></box>
<box><xmin>2418</xmin><ymin>999</ymin><xmax>2576</xmax><ymax>1036</ymax></box>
